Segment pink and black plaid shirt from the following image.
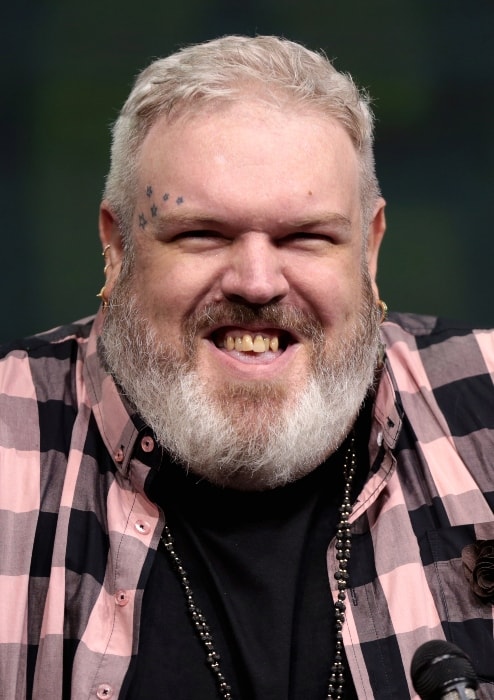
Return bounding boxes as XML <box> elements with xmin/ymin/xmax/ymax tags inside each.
<box><xmin>1</xmin><ymin>310</ymin><xmax>494</xmax><ymax>699</ymax></box>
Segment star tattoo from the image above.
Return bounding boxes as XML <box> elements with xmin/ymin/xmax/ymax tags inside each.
<box><xmin>138</xmin><ymin>213</ymin><xmax>147</xmax><ymax>229</ymax></box>
<box><xmin>146</xmin><ymin>185</ymin><xmax>153</xmax><ymax>197</ymax></box>
<box><xmin>163</xmin><ymin>193</ymin><xmax>170</xmax><ymax>202</ymax></box>
<box><xmin>150</xmin><ymin>203</ymin><xmax>158</xmax><ymax>217</ymax></box>
<box><xmin>176</xmin><ymin>196</ymin><xmax>184</xmax><ymax>205</ymax></box>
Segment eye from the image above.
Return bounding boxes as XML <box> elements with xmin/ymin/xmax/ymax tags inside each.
<box><xmin>171</xmin><ymin>230</ymin><xmax>230</xmax><ymax>251</ymax></box>
<box><xmin>280</xmin><ymin>232</ymin><xmax>336</xmax><ymax>249</ymax></box>
<box><xmin>293</xmin><ymin>232</ymin><xmax>332</xmax><ymax>241</ymax></box>
<box><xmin>174</xmin><ymin>230</ymin><xmax>220</xmax><ymax>240</ymax></box>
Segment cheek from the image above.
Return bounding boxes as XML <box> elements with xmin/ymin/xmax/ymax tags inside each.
<box><xmin>138</xmin><ymin>257</ymin><xmax>219</xmax><ymax>324</ymax></box>
<box><xmin>295</xmin><ymin>264</ymin><xmax>363</xmax><ymax>327</ymax></box>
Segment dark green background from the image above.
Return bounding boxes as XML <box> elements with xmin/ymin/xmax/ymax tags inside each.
<box><xmin>3</xmin><ymin>0</ymin><xmax>493</xmax><ymax>341</ymax></box>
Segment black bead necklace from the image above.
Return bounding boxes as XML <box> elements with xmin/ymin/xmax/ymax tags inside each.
<box><xmin>326</xmin><ymin>436</ymin><xmax>356</xmax><ymax>699</ymax></box>
<box><xmin>160</xmin><ymin>522</ymin><xmax>233</xmax><ymax>699</ymax></box>
<box><xmin>160</xmin><ymin>436</ymin><xmax>357</xmax><ymax>700</ymax></box>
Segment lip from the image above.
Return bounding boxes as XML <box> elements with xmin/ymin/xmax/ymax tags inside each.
<box><xmin>202</xmin><ymin>336</ymin><xmax>302</xmax><ymax>380</ymax></box>
<box><xmin>199</xmin><ymin>320</ymin><xmax>306</xmax><ymax>380</ymax></box>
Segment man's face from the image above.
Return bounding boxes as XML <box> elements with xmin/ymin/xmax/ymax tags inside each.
<box><xmin>100</xmin><ymin>100</ymin><xmax>385</xmax><ymax>489</ymax></box>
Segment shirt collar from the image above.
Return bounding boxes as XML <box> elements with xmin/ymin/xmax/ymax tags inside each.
<box><xmin>373</xmin><ymin>356</ymin><xmax>403</xmax><ymax>452</ymax></box>
<box><xmin>84</xmin><ymin>309</ymin><xmax>156</xmax><ymax>484</ymax></box>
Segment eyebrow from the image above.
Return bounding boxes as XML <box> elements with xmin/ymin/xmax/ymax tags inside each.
<box><xmin>282</xmin><ymin>212</ymin><xmax>352</xmax><ymax>232</ymax></box>
<box><xmin>153</xmin><ymin>211</ymin><xmax>228</xmax><ymax>230</ymax></box>
<box><xmin>152</xmin><ymin>210</ymin><xmax>353</xmax><ymax>233</ymax></box>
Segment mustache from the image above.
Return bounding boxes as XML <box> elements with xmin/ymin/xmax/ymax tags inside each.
<box><xmin>184</xmin><ymin>301</ymin><xmax>326</xmax><ymax>341</ymax></box>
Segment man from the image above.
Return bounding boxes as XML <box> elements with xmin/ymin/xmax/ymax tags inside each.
<box><xmin>1</xmin><ymin>35</ymin><xmax>493</xmax><ymax>700</ymax></box>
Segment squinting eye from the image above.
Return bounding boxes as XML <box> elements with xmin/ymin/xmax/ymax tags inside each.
<box><xmin>170</xmin><ymin>230</ymin><xmax>230</xmax><ymax>250</ymax></box>
<box><xmin>171</xmin><ymin>230</ymin><xmax>230</xmax><ymax>244</ymax></box>
<box><xmin>175</xmin><ymin>230</ymin><xmax>217</xmax><ymax>239</ymax></box>
<box><xmin>283</xmin><ymin>232</ymin><xmax>335</xmax><ymax>245</ymax></box>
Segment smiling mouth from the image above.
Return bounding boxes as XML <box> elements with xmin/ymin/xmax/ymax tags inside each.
<box><xmin>211</xmin><ymin>328</ymin><xmax>292</xmax><ymax>354</ymax></box>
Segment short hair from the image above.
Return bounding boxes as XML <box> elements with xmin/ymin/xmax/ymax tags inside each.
<box><xmin>103</xmin><ymin>35</ymin><xmax>380</xmax><ymax>246</ymax></box>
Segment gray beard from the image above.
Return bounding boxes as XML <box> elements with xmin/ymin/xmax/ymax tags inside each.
<box><xmin>99</xmin><ymin>269</ymin><xmax>381</xmax><ymax>490</ymax></box>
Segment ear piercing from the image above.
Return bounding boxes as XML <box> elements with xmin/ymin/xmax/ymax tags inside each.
<box><xmin>96</xmin><ymin>245</ymin><xmax>111</xmax><ymax>309</ymax></box>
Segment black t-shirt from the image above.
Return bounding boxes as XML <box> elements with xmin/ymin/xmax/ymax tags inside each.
<box><xmin>122</xmin><ymin>410</ymin><xmax>371</xmax><ymax>700</ymax></box>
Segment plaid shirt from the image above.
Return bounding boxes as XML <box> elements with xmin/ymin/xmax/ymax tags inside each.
<box><xmin>1</xmin><ymin>310</ymin><xmax>494</xmax><ymax>699</ymax></box>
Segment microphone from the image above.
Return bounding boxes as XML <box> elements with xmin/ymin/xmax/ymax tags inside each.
<box><xmin>411</xmin><ymin>640</ymin><xmax>478</xmax><ymax>699</ymax></box>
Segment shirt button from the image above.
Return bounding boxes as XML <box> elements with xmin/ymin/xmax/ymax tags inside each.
<box><xmin>114</xmin><ymin>449</ymin><xmax>124</xmax><ymax>463</ymax></box>
<box><xmin>96</xmin><ymin>683</ymin><xmax>114</xmax><ymax>699</ymax></box>
<box><xmin>135</xmin><ymin>519</ymin><xmax>151</xmax><ymax>535</ymax></box>
<box><xmin>115</xmin><ymin>590</ymin><xmax>129</xmax><ymax>606</ymax></box>
<box><xmin>140</xmin><ymin>436</ymin><xmax>155</xmax><ymax>453</ymax></box>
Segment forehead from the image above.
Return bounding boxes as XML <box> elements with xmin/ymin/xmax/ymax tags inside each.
<box><xmin>142</xmin><ymin>96</ymin><xmax>357</xmax><ymax>161</ymax></box>
<box><xmin>136</xmin><ymin>99</ymin><xmax>361</xmax><ymax>224</ymax></box>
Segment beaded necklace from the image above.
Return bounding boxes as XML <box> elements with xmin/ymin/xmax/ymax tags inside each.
<box><xmin>160</xmin><ymin>436</ymin><xmax>356</xmax><ymax>700</ymax></box>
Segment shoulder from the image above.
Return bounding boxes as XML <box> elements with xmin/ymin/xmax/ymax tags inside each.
<box><xmin>382</xmin><ymin>311</ymin><xmax>494</xmax><ymax>343</ymax></box>
<box><xmin>0</xmin><ymin>316</ymin><xmax>95</xmax><ymax>360</ymax></box>
<box><xmin>380</xmin><ymin>311</ymin><xmax>494</xmax><ymax>402</ymax></box>
<box><xmin>381</xmin><ymin>311</ymin><xmax>494</xmax><ymax>366</ymax></box>
<box><xmin>0</xmin><ymin>316</ymin><xmax>95</xmax><ymax>400</ymax></box>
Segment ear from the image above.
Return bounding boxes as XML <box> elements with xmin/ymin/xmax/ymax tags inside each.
<box><xmin>366</xmin><ymin>197</ymin><xmax>386</xmax><ymax>298</ymax></box>
<box><xmin>98</xmin><ymin>201</ymin><xmax>125</xmax><ymax>297</ymax></box>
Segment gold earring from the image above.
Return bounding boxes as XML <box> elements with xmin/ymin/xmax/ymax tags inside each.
<box><xmin>377</xmin><ymin>299</ymin><xmax>388</xmax><ymax>324</ymax></box>
<box><xmin>97</xmin><ymin>245</ymin><xmax>111</xmax><ymax>309</ymax></box>
<box><xmin>96</xmin><ymin>285</ymin><xmax>109</xmax><ymax>309</ymax></box>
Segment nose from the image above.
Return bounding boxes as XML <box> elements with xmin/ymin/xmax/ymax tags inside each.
<box><xmin>220</xmin><ymin>232</ymin><xmax>290</xmax><ymax>305</ymax></box>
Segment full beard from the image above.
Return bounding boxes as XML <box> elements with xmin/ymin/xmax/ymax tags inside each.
<box><xmin>99</xmin><ymin>269</ymin><xmax>381</xmax><ymax>491</ymax></box>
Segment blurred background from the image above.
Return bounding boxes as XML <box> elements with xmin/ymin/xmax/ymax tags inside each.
<box><xmin>2</xmin><ymin>0</ymin><xmax>493</xmax><ymax>342</ymax></box>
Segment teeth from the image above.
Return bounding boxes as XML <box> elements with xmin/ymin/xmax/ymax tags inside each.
<box><xmin>243</xmin><ymin>334</ymin><xmax>254</xmax><ymax>351</ymax></box>
<box><xmin>252</xmin><ymin>335</ymin><xmax>265</xmax><ymax>352</ymax></box>
<box><xmin>223</xmin><ymin>333</ymin><xmax>280</xmax><ymax>353</ymax></box>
